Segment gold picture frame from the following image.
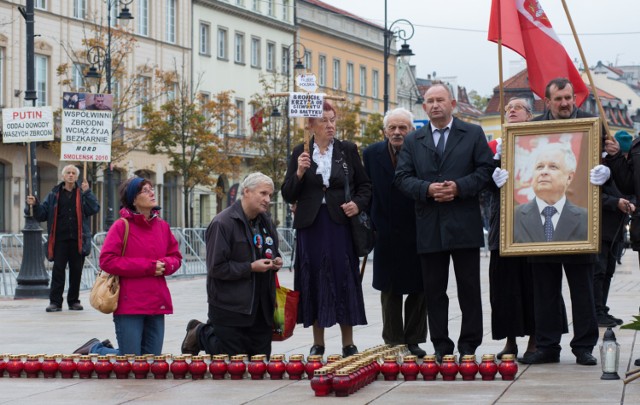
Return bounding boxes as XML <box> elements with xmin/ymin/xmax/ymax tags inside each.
<box><xmin>500</xmin><ymin>118</ymin><xmax>601</xmax><ymax>256</ymax></box>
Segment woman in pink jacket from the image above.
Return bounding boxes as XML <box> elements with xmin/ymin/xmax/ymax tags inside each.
<box><xmin>74</xmin><ymin>176</ymin><xmax>182</xmax><ymax>356</ymax></box>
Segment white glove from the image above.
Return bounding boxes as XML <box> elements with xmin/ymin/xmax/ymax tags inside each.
<box><xmin>494</xmin><ymin>138</ymin><xmax>503</xmax><ymax>160</ymax></box>
<box><xmin>589</xmin><ymin>164</ymin><xmax>610</xmax><ymax>186</ymax></box>
<box><xmin>492</xmin><ymin>167</ymin><xmax>509</xmax><ymax>188</ymax></box>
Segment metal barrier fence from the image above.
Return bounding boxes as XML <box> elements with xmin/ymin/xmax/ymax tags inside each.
<box><xmin>0</xmin><ymin>227</ymin><xmax>295</xmax><ymax>298</ymax></box>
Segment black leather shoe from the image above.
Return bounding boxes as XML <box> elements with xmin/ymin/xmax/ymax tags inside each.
<box><xmin>608</xmin><ymin>314</ymin><xmax>624</xmax><ymax>326</ymax></box>
<box><xmin>434</xmin><ymin>351</ymin><xmax>452</xmax><ymax>363</ymax></box>
<box><xmin>497</xmin><ymin>345</ymin><xmax>518</xmax><ymax>360</ymax></box>
<box><xmin>597</xmin><ymin>315</ymin><xmax>617</xmax><ymax>328</ymax></box>
<box><xmin>69</xmin><ymin>302</ymin><xmax>83</xmax><ymax>311</ymax></box>
<box><xmin>46</xmin><ymin>303</ymin><xmax>62</xmax><ymax>312</ymax></box>
<box><xmin>310</xmin><ymin>345</ymin><xmax>325</xmax><ymax>356</ymax></box>
<box><xmin>181</xmin><ymin>319</ymin><xmax>202</xmax><ymax>355</ymax></box>
<box><xmin>74</xmin><ymin>338</ymin><xmax>100</xmax><ymax>355</ymax></box>
<box><xmin>342</xmin><ymin>344</ymin><xmax>358</xmax><ymax>357</ymax></box>
<box><xmin>407</xmin><ymin>344</ymin><xmax>427</xmax><ymax>358</ymax></box>
<box><xmin>575</xmin><ymin>352</ymin><xmax>597</xmax><ymax>366</ymax></box>
<box><xmin>518</xmin><ymin>350</ymin><xmax>559</xmax><ymax>364</ymax></box>
<box><xmin>101</xmin><ymin>339</ymin><xmax>114</xmax><ymax>349</ymax></box>
<box><xmin>634</xmin><ymin>358</ymin><xmax>640</xmax><ymax>367</ymax></box>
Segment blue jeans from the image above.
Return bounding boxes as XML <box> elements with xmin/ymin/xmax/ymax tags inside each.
<box><xmin>89</xmin><ymin>314</ymin><xmax>165</xmax><ymax>355</ymax></box>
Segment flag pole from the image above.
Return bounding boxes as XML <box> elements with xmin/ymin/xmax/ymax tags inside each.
<box><xmin>560</xmin><ymin>0</ymin><xmax>612</xmax><ymax>140</ymax></box>
<box><xmin>497</xmin><ymin>0</ymin><xmax>505</xmax><ymax>128</ymax></box>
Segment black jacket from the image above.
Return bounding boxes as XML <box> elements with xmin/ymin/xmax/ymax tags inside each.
<box><xmin>281</xmin><ymin>138</ymin><xmax>371</xmax><ymax>229</ymax></box>
<box><xmin>205</xmin><ymin>200</ymin><xmax>278</xmax><ymax>324</ymax></box>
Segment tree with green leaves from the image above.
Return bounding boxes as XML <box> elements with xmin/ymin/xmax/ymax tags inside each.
<box><xmin>142</xmin><ymin>71</ymin><xmax>242</xmax><ymax>228</ymax></box>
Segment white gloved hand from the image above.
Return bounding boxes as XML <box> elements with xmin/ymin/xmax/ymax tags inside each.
<box><xmin>589</xmin><ymin>164</ymin><xmax>611</xmax><ymax>186</ymax></box>
<box><xmin>494</xmin><ymin>138</ymin><xmax>503</xmax><ymax>160</ymax></box>
<box><xmin>492</xmin><ymin>167</ymin><xmax>509</xmax><ymax>188</ymax></box>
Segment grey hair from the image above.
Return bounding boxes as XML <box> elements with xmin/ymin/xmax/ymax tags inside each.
<box><xmin>507</xmin><ymin>97</ymin><xmax>533</xmax><ymax>113</ymax></box>
<box><xmin>533</xmin><ymin>142</ymin><xmax>577</xmax><ymax>172</ymax></box>
<box><xmin>61</xmin><ymin>164</ymin><xmax>80</xmax><ymax>177</ymax></box>
<box><xmin>238</xmin><ymin>172</ymin><xmax>274</xmax><ymax>199</ymax></box>
<box><xmin>383</xmin><ymin>108</ymin><xmax>415</xmax><ymax>129</ymax></box>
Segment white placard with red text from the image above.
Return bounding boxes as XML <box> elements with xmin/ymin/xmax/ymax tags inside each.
<box><xmin>2</xmin><ymin>106</ymin><xmax>54</xmax><ymax>143</ymax></box>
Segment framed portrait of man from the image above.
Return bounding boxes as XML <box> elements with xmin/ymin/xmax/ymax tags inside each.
<box><xmin>500</xmin><ymin>117</ymin><xmax>601</xmax><ymax>256</ymax></box>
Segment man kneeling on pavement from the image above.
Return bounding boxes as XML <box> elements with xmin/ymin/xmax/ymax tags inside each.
<box><xmin>181</xmin><ymin>173</ymin><xmax>282</xmax><ymax>357</ymax></box>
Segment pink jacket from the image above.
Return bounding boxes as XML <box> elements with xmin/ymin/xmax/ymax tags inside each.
<box><xmin>99</xmin><ymin>208</ymin><xmax>182</xmax><ymax>315</ymax></box>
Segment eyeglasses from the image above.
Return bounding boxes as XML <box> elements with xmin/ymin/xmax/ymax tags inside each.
<box><xmin>139</xmin><ymin>187</ymin><xmax>155</xmax><ymax>195</ymax></box>
<box><xmin>386</xmin><ymin>125</ymin><xmax>410</xmax><ymax>132</ymax></box>
<box><xmin>505</xmin><ymin>104</ymin><xmax>528</xmax><ymax>113</ymax></box>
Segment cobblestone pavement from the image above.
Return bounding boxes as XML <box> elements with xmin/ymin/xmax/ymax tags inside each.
<box><xmin>2</xmin><ymin>250</ymin><xmax>640</xmax><ymax>404</ymax></box>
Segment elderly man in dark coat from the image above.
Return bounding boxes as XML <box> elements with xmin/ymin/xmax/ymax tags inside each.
<box><xmin>394</xmin><ymin>83</ymin><xmax>494</xmax><ymax>361</ymax></box>
<box><xmin>363</xmin><ymin>108</ymin><xmax>428</xmax><ymax>358</ymax></box>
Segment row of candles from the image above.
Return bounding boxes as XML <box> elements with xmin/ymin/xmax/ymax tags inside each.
<box><xmin>0</xmin><ymin>348</ymin><xmax>517</xmax><ymax>385</ymax></box>
<box><xmin>309</xmin><ymin>345</ymin><xmax>519</xmax><ymax>397</ymax></box>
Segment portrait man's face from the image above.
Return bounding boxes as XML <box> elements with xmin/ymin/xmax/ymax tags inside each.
<box><xmin>243</xmin><ymin>183</ymin><xmax>273</xmax><ymax>217</ymax></box>
<box><xmin>384</xmin><ymin>115</ymin><xmax>412</xmax><ymax>149</ymax></box>
<box><xmin>532</xmin><ymin>149</ymin><xmax>574</xmax><ymax>205</ymax></box>
<box><xmin>546</xmin><ymin>84</ymin><xmax>576</xmax><ymax>119</ymax></box>
<box><xmin>94</xmin><ymin>95</ymin><xmax>105</xmax><ymax>108</ymax></box>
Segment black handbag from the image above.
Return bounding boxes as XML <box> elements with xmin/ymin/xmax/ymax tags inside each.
<box><xmin>342</xmin><ymin>162</ymin><xmax>375</xmax><ymax>257</ymax></box>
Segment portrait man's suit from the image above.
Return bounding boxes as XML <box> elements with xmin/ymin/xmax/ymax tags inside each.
<box><xmin>513</xmin><ymin>199</ymin><xmax>588</xmax><ymax>243</ymax></box>
<box><xmin>394</xmin><ymin>117</ymin><xmax>494</xmax><ymax>356</ymax></box>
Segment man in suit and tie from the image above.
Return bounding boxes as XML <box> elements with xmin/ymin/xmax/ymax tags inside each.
<box><xmin>514</xmin><ymin>142</ymin><xmax>588</xmax><ymax>243</ymax></box>
<box><xmin>394</xmin><ymin>83</ymin><xmax>494</xmax><ymax>361</ymax></box>
<box><xmin>363</xmin><ymin>108</ymin><xmax>428</xmax><ymax>358</ymax></box>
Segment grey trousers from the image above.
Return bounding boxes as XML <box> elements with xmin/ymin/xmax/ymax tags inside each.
<box><xmin>380</xmin><ymin>290</ymin><xmax>428</xmax><ymax>345</ymax></box>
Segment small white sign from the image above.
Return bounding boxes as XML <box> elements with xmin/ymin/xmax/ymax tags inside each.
<box><xmin>289</xmin><ymin>93</ymin><xmax>324</xmax><ymax>118</ymax></box>
<box><xmin>60</xmin><ymin>143</ymin><xmax>111</xmax><ymax>162</ymax></box>
<box><xmin>296</xmin><ymin>74</ymin><xmax>318</xmax><ymax>93</ymax></box>
<box><xmin>2</xmin><ymin>106</ymin><xmax>54</xmax><ymax>143</ymax></box>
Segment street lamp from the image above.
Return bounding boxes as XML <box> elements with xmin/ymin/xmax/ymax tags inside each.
<box><xmin>383</xmin><ymin>0</ymin><xmax>415</xmax><ymax>113</ymax></box>
<box><xmin>284</xmin><ymin>41</ymin><xmax>307</xmax><ymax>228</ymax></box>
<box><xmin>85</xmin><ymin>0</ymin><xmax>134</xmax><ymax>231</ymax></box>
<box><xmin>15</xmin><ymin>0</ymin><xmax>49</xmax><ymax>299</ymax></box>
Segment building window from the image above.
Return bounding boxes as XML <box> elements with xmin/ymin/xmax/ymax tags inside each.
<box><xmin>304</xmin><ymin>51</ymin><xmax>312</xmax><ymax>71</ymax></box>
<box><xmin>250</xmin><ymin>37</ymin><xmax>261</xmax><ymax>68</ymax></box>
<box><xmin>359</xmin><ymin>66</ymin><xmax>367</xmax><ymax>96</ymax></box>
<box><xmin>167</xmin><ymin>82</ymin><xmax>178</xmax><ymax>101</ymax></box>
<box><xmin>217</xmin><ymin>28</ymin><xmax>228</xmax><ymax>60</ymax></box>
<box><xmin>236</xmin><ymin>0</ymin><xmax>244</xmax><ymax>6</ymax></box>
<box><xmin>137</xmin><ymin>0</ymin><xmax>149</xmax><ymax>36</ymax></box>
<box><xmin>266</xmin><ymin>42</ymin><xmax>275</xmax><ymax>72</ymax></box>
<box><xmin>166</xmin><ymin>0</ymin><xmax>176</xmax><ymax>43</ymax></box>
<box><xmin>0</xmin><ymin>48</ymin><xmax>4</xmax><ymax>107</ymax></box>
<box><xmin>234</xmin><ymin>32</ymin><xmax>245</xmax><ymax>64</ymax></box>
<box><xmin>163</xmin><ymin>173</ymin><xmax>178</xmax><ymax>226</ymax></box>
<box><xmin>267</xmin><ymin>0</ymin><xmax>275</xmax><ymax>16</ymax></box>
<box><xmin>199</xmin><ymin>22</ymin><xmax>210</xmax><ymax>55</ymax></box>
<box><xmin>282</xmin><ymin>0</ymin><xmax>290</xmax><ymax>21</ymax></box>
<box><xmin>73</xmin><ymin>0</ymin><xmax>86</xmax><ymax>19</ymax></box>
<box><xmin>136</xmin><ymin>76</ymin><xmax>151</xmax><ymax>127</ymax></box>
<box><xmin>72</xmin><ymin>63</ymin><xmax>85</xmax><ymax>91</ymax></box>
<box><xmin>35</xmin><ymin>55</ymin><xmax>48</xmax><ymax>107</ymax></box>
<box><xmin>35</xmin><ymin>0</ymin><xmax>46</xmax><ymax>10</ymax></box>
<box><xmin>252</xmin><ymin>0</ymin><xmax>259</xmax><ymax>12</ymax></box>
<box><xmin>235</xmin><ymin>99</ymin><xmax>245</xmax><ymax>136</ymax></box>
<box><xmin>282</xmin><ymin>46</ymin><xmax>290</xmax><ymax>75</ymax></box>
<box><xmin>333</xmin><ymin>59</ymin><xmax>341</xmax><ymax>90</ymax></box>
<box><xmin>319</xmin><ymin>55</ymin><xmax>326</xmax><ymax>86</ymax></box>
<box><xmin>372</xmin><ymin>70</ymin><xmax>379</xmax><ymax>99</ymax></box>
<box><xmin>346</xmin><ymin>63</ymin><xmax>354</xmax><ymax>93</ymax></box>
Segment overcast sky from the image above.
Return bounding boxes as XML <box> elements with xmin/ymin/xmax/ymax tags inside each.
<box><xmin>320</xmin><ymin>0</ymin><xmax>640</xmax><ymax>96</ymax></box>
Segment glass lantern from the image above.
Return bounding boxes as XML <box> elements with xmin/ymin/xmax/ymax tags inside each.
<box><xmin>600</xmin><ymin>327</ymin><xmax>620</xmax><ymax>380</ymax></box>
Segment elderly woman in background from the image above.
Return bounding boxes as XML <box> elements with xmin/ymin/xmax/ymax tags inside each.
<box><xmin>282</xmin><ymin>101</ymin><xmax>371</xmax><ymax>358</ymax></box>
<box><xmin>74</xmin><ymin>176</ymin><xmax>182</xmax><ymax>356</ymax></box>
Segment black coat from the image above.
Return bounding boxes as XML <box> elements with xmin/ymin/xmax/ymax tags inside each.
<box><xmin>394</xmin><ymin>118</ymin><xmax>494</xmax><ymax>253</ymax></box>
<box><xmin>363</xmin><ymin>140</ymin><xmax>423</xmax><ymax>294</ymax></box>
<box><xmin>281</xmin><ymin>138</ymin><xmax>371</xmax><ymax>229</ymax></box>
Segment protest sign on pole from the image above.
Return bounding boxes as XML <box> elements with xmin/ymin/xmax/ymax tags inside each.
<box><xmin>2</xmin><ymin>106</ymin><xmax>54</xmax><ymax>143</ymax></box>
<box><xmin>60</xmin><ymin>92</ymin><xmax>113</xmax><ymax>162</ymax></box>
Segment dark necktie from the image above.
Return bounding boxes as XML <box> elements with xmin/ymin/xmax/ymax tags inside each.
<box><xmin>542</xmin><ymin>206</ymin><xmax>557</xmax><ymax>242</ymax></box>
<box><xmin>435</xmin><ymin>128</ymin><xmax>447</xmax><ymax>157</ymax></box>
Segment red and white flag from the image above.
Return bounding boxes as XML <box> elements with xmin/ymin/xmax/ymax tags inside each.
<box><xmin>488</xmin><ymin>0</ymin><xmax>589</xmax><ymax>106</ymax></box>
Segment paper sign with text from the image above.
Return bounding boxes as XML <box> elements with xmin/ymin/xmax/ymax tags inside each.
<box><xmin>289</xmin><ymin>93</ymin><xmax>324</xmax><ymax>117</ymax></box>
<box><xmin>2</xmin><ymin>107</ymin><xmax>54</xmax><ymax>143</ymax></box>
<box><xmin>60</xmin><ymin>92</ymin><xmax>113</xmax><ymax>162</ymax></box>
